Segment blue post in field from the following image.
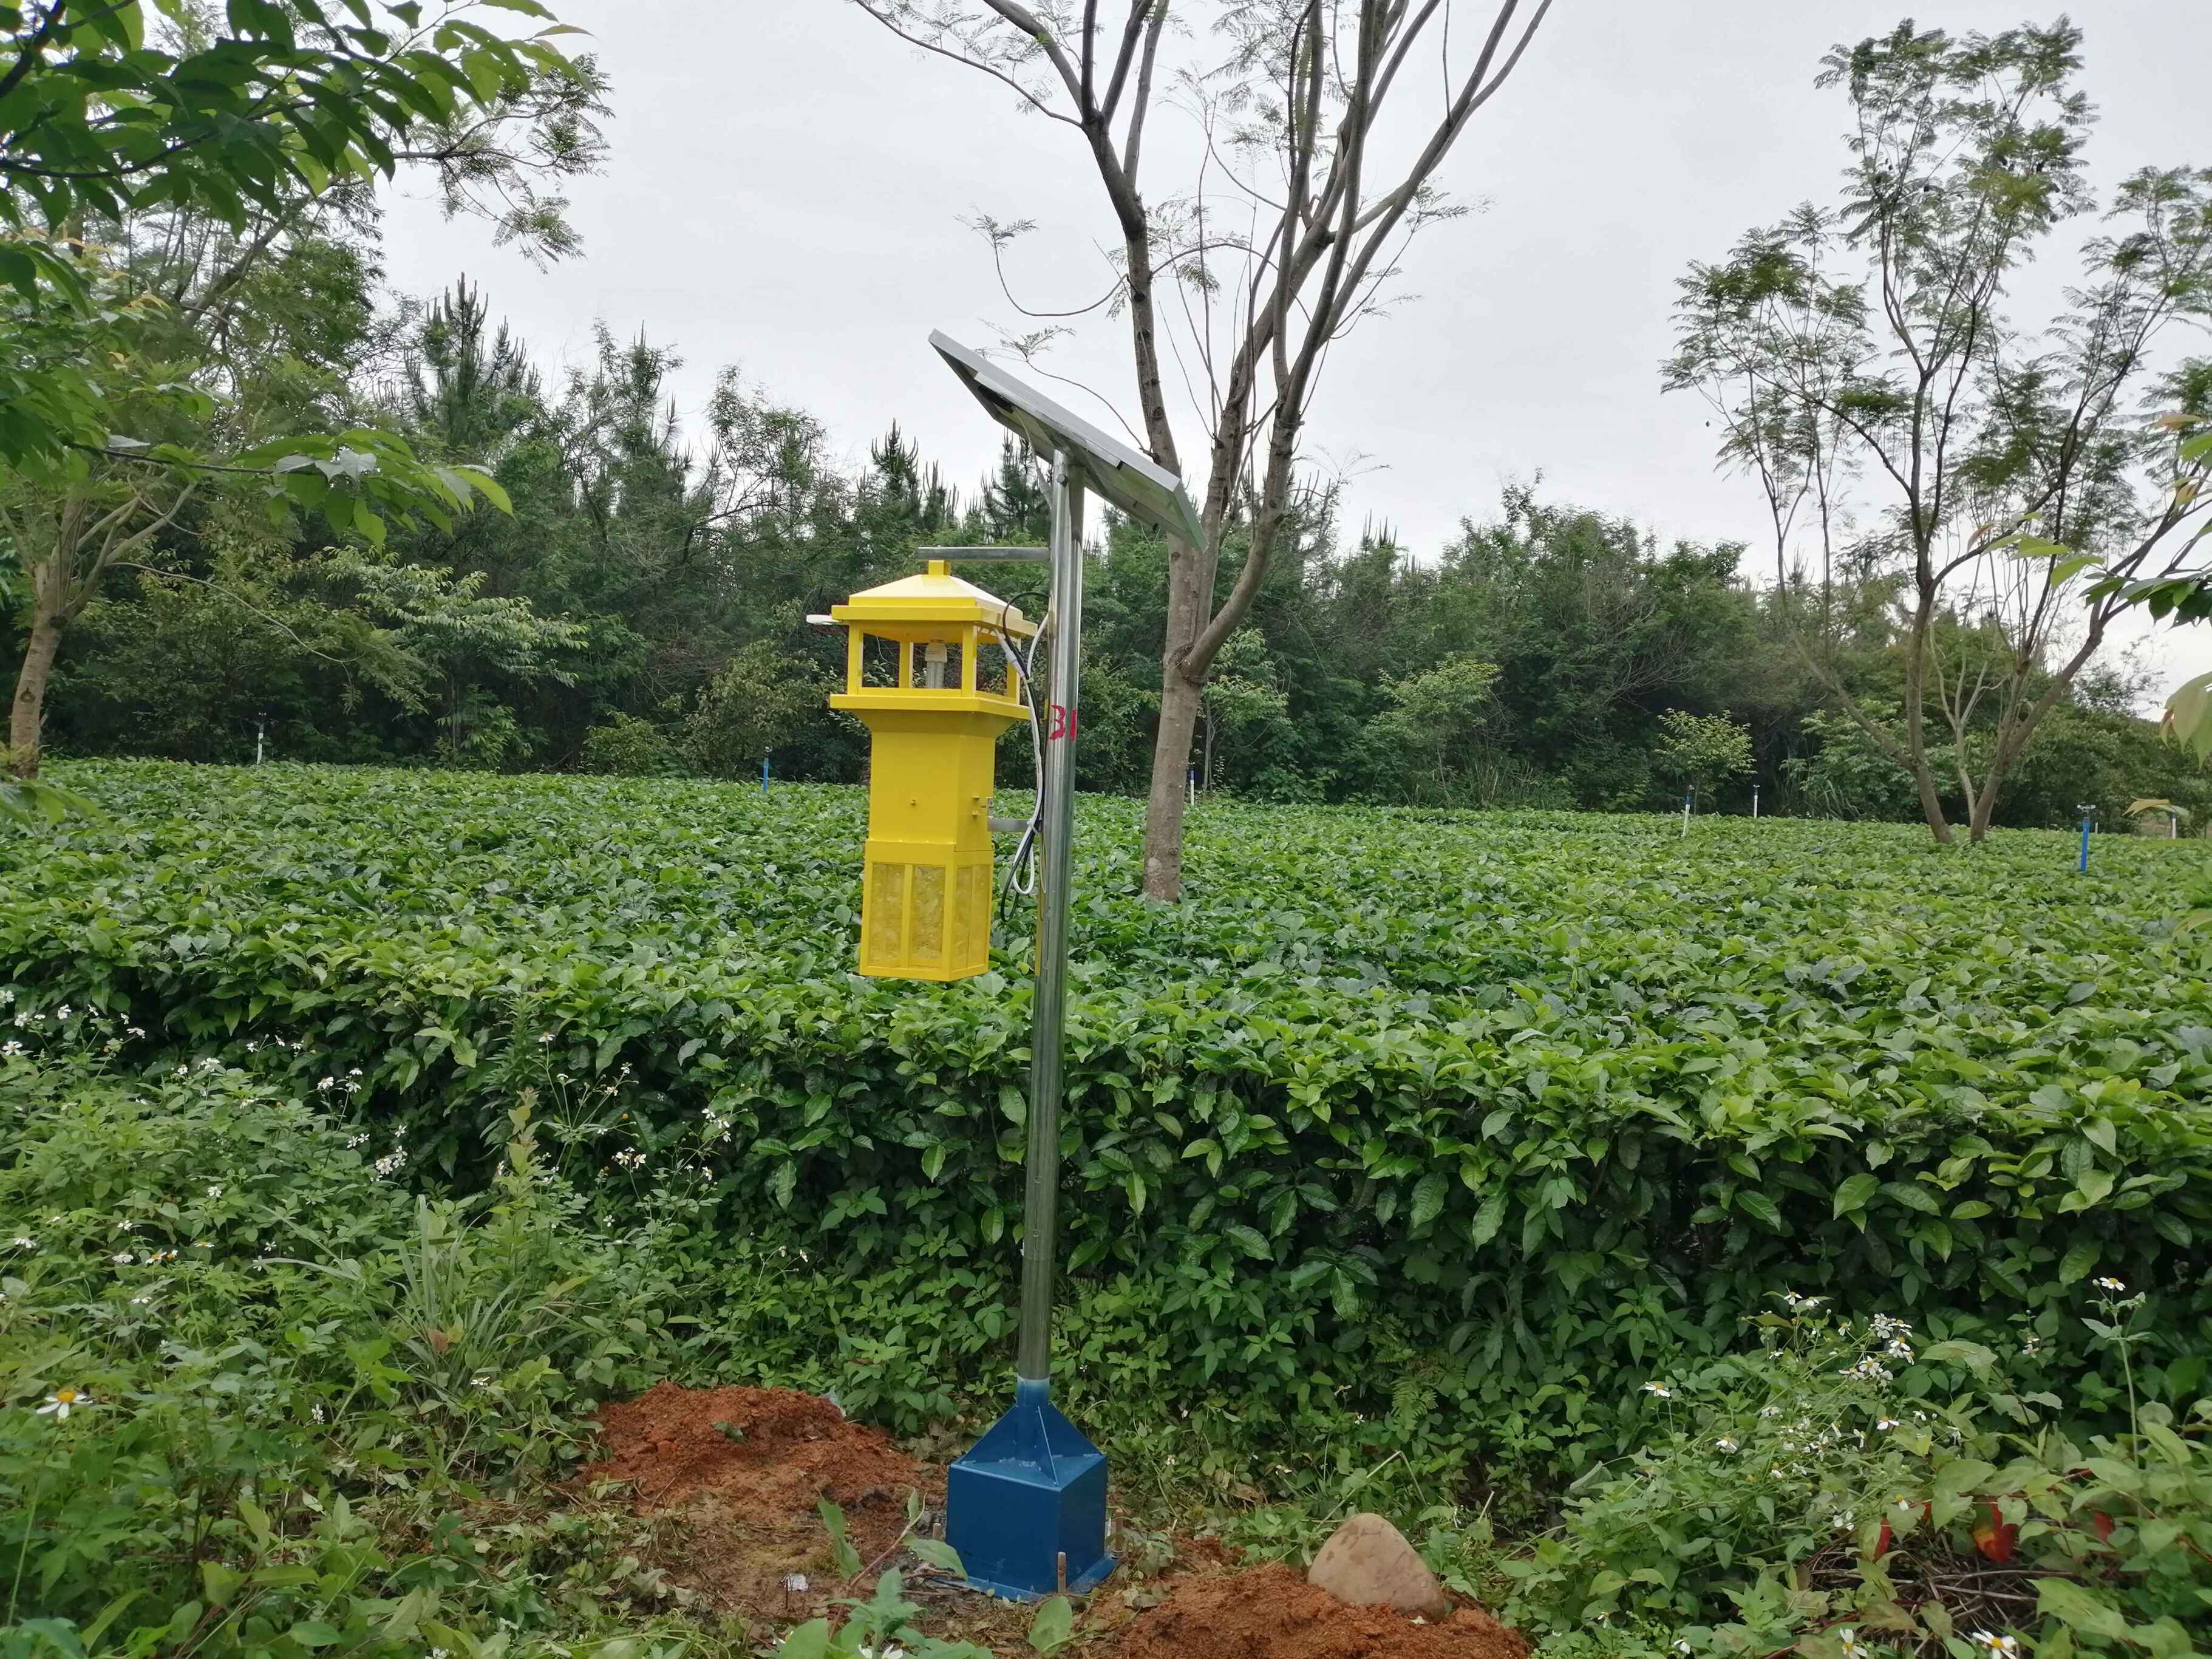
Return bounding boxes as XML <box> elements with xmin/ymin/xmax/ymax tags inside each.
<box><xmin>2077</xmin><ymin>804</ymin><xmax>2094</xmax><ymax>873</ymax></box>
<box><xmin>761</xmin><ymin>754</ymin><xmax>771</xmax><ymax>794</ymax></box>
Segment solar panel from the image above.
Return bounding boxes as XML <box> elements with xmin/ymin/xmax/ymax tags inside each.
<box><xmin>931</xmin><ymin>331</ymin><xmax>1205</xmax><ymax>548</ymax></box>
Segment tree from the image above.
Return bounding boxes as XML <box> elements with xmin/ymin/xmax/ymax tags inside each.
<box><xmin>1194</xmin><ymin>628</ymin><xmax>1288</xmax><ymax>792</ymax></box>
<box><xmin>1366</xmin><ymin>652</ymin><xmax>1499</xmax><ymax>799</ymax></box>
<box><xmin>338</xmin><ymin>557</ymin><xmax>585</xmax><ymax>763</ymax></box>
<box><xmin>849</xmin><ymin>0</ymin><xmax>1557</xmax><ymax>899</ymax></box>
<box><xmin>0</xmin><ymin>0</ymin><xmax>593</xmax><ymax>465</ymax></box>
<box><xmin>1667</xmin><ymin>20</ymin><xmax>2212</xmax><ymax>844</ymax></box>
<box><xmin>1653</xmin><ymin>709</ymin><xmax>1753</xmax><ymax>804</ymax></box>
<box><xmin>2</xmin><ymin>0</ymin><xmax>599</xmax><ymax>775</ymax></box>
<box><xmin>684</xmin><ymin>640</ymin><xmax>821</xmax><ymax>778</ymax></box>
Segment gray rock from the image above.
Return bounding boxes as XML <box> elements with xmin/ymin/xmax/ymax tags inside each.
<box><xmin>1306</xmin><ymin>1511</ymin><xmax>1450</xmax><ymax>1621</ymax></box>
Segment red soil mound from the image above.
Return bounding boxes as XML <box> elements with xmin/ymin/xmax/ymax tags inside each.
<box><xmin>582</xmin><ymin>1380</ymin><xmax>923</xmax><ymax>1515</ymax></box>
<box><xmin>1111</xmin><ymin>1563</ymin><xmax>1530</xmax><ymax>1659</ymax></box>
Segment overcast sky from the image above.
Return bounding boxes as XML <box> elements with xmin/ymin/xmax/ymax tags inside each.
<box><xmin>379</xmin><ymin>0</ymin><xmax>2212</xmax><ymax>707</ymax></box>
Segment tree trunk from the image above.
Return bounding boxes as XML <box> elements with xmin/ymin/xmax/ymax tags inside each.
<box><xmin>1902</xmin><ymin>593</ymin><xmax>1953</xmax><ymax>845</ymax></box>
<box><xmin>1143</xmin><ymin>667</ymin><xmax>1202</xmax><ymax>899</ymax></box>
<box><xmin>1968</xmin><ymin>788</ymin><xmax>1996</xmax><ymax>843</ymax></box>
<box><xmin>9</xmin><ymin>604</ymin><xmax>63</xmax><ymax>780</ymax></box>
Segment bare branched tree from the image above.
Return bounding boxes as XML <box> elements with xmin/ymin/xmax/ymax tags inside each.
<box><xmin>849</xmin><ymin>0</ymin><xmax>1556</xmax><ymax>898</ymax></box>
<box><xmin>1667</xmin><ymin>21</ymin><xmax>2212</xmax><ymax>844</ymax></box>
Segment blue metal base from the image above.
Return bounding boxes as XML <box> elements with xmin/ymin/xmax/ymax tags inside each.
<box><xmin>944</xmin><ymin>1378</ymin><xmax>1113</xmax><ymax>1601</ymax></box>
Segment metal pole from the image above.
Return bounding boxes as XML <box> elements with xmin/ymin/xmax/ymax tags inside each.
<box><xmin>762</xmin><ymin>754</ymin><xmax>770</xmax><ymax>794</ymax></box>
<box><xmin>1016</xmin><ymin>451</ymin><xmax>1082</xmax><ymax>1389</ymax></box>
<box><xmin>256</xmin><ymin>721</ymin><xmax>265</xmax><ymax>766</ymax></box>
<box><xmin>1752</xmin><ymin>784</ymin><xmax>1760</xmax><ymax>820</ymax></box>
<box><xmin>2078</xmin><ymin>806</ymin><xmax>2093</xmax><ymax>873</ymax></box>
<box><xmin>1681</xmin><ymin>788</ymin><xmax>1692</xmax><ymax>838</ymax></box>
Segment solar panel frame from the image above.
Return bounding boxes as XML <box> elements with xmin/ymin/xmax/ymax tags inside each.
<box><xmin>931</xmin><ymin>331</ymin><xmax>1206</xmax><ymax>548</ymax></box>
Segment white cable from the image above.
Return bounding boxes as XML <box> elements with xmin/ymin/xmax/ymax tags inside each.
<box><xmin>992</xmin><ymin>592</ymin><xmax>1049</xmax><ymax>908</ymax></box>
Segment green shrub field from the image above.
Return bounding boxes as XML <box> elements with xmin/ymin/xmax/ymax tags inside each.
<box><xmin>6</xmin><ymin>761</ymin><xmax>2210</xmax><ymax>1488</ymax></box>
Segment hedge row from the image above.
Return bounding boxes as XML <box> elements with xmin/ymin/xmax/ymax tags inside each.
<box><xmin>4</xmin><ymin>760</ymin><xmax>2208</xmax><ymax>1472</ymax></box>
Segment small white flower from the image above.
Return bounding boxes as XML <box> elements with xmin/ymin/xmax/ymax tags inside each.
<box><xmin>472</xmin><ymin>1372</ymin><xmax>494</xmax><ymax>1389</ymax></box>
<box><xmin>614</xmin><ymin>1150</ymin><xmax>647</xmax><ymax>1171</ymax></box>
<box><xmin>0</xmin><ymin>1041</ymin><xmax>23</xmax><ymax>1058</ymax></box>
<box><xmin>111</xmin><ymin>1251</ymin><xmax>131</xmax><ymax>1264</ymax></box>
<box><xmin>1837</xmin><ymin>1629</ymin><xmax>1865</xmax><ymax>1659</ymax></box>
<box><xmin>782</xmin><ymin>1573</ymin><xmax>809</xmax><ymax>1594</ymax></box>
<box><xmin>312</xmin><ymin>1404</ymin><xmax>326</xmax><ymax>1422</ymax></box>
<box><xmin>1676</xmin><ymin>1644</ymin><xmax>1693</xmax><ymax>1657</ymax></box>
<box><xmin>9</xmin><ymin>1236</ymin><xmax>32</xmax><ymax>1250</ymax></box>
<box><xmin>205</xmin><ymin>1185</ymin><xmax>224</xmax><ymax>1199</ymax></box>
<box><xmin>128</xmin><ymin>1026</ymin><xmax>145</xmax><ymax>1038</ymax></box>
<box><xmin>1885</xmin><ymin>1338</ymin><xmax>1913</xmax><ymax>1360</ymax></box>
<box><xmin>373</xmin><ymin>1150</ymin><xmax>408</xmax><ymax>1177</ymax></box>
<box><xmin>346</xmin><ymin>1133</ymin><xmax>369</xmax><ymax>1148</ymax></box>
<box><xmin>348</xmin><ymin>1068</ymin><xmax>362</xmax><ymax>1077</ymax></box>
<box><xmin>247</xmin><ymin>1041</ymin><xmax>259</xmax><ymax>1052</ymax></box>
<box><xmin>316</xmin><ymin>1077</ymin><xmax>335</xmax><ymax>1092</ymax></box>
<box><xmin>2092</xmin><ymin>1276</ymin><xmax>2125</xmax><ymax>1293</ymax></box>
<box><xmin>1970</xmin><ymin>1633</ymin><xmax>2020</xmax><ymax>1658</ymax></box>
<box><xmin>36</xmin><ymin>1387</ymin><xmax>90</xmax><ymax>1419</ymax></box>
<box><xmin>1642</xmin><ymin>1381</ymin><xmax>1671</xmax><ymax>1398</ymax></box>
<box><xmin>1876</xmin><ymin>1417</ymin><xmax>1901</xmax><ymax>1431</ymax></box>
<box><xmin>1758</xmin><ymin>1404</ymin><xmax>1781</xmax><ymax>1419</ymax></box>
<box><xmin>131</xmin><ymin>1294</ymin><xmax>152</xmax><ymax>1306</ymax></box>
<box><xmin>199</xmin><ymin>1057</ymin><xmax>220</xmax><ymax>1072</ymax></box>
<box><xmin>55</xmin><ymin>1005</ymin><xmax>70</xmax><ymax>1019</ymax></box>
<box><xmin>538</xmin><ymin>1032</ymin><xmax>554</xmax><ymax>1045</ymax></box>
<box><xmin>1714</xmin><ymin>1437</ymin><xmax>1738</xmax><ymax>1452</ymax></box>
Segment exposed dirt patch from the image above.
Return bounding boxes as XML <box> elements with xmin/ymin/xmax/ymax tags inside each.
<box><xmin>585</xmin><ymin>1381</ymin><xmax>919</xmax><ymax>1514</ymax></box>
<box><xmin>1107</xmin><ymin>1562</ymin><xmax>1530</xmax><ymax>1659</ymax></box>
<box><xmin>580</xmin><ymin>1381</ymin><xmax>938</xmax><ymax>1627</ymax></box>
<box><xmin>579</xmin><ymin>1385</ymin><xmax>1513</xmax><ymax>1658</ymax></box>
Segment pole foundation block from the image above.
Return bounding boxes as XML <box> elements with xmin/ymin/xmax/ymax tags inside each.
<box><xmin>945</xmin><ymin>1379</ymin><xmax>1113</xmax><ymax>1600</ymax></box>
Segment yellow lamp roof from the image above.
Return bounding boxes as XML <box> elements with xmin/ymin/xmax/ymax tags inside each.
<box><xmin>831</xmin><ymin>559</ymin><xmax>1038</xmax><ymax>638</ymax></box>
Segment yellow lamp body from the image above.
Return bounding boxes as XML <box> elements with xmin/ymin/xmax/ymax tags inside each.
<box><xmin>830</xmin><ymin>560</ymin><xmax>1036</xmax><ymax>981</ymax></box>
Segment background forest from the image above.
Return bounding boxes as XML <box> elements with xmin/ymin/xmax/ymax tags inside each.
<box><xmin>2</xmin><ymin>12</ymin><xmax>2205</xmax><ymax>834</ymax></box>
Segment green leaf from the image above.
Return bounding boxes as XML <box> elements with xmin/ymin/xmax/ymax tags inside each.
<box><xmin>1469</xmin><ymin>1189</ymin><xmax>1506</xmax><ymax>1248</ymax></box>
<box><xmin>1833</xmin><ymin>1172</ymin><xmax>1880</xmax><ymax>1216</ymax></box>
<box><xmin>817</xmin><ymin>1497</ymin><xmax>863</xmax><ymax>1579</ymax></box>
<box><xmin>1224</xmin><ymin>1224</ymin><xmax>1272</xmax><ymax>1261</ymax></box>
<box><xmin>285</xmin><ymin>1624</ymin><xmax>342</xmax><ymax>1650</ymax></box>
<box><xmin>1735</xmin><ymin>1190</ymin><xmax>1783</xmax><ymax>1230</ymax></box>
<box><xmin>2035</xmin><ymin>1579</ymin><xmax>2130</xmax><ymax>1643</ymax></box>
<box><xmin>1410</xmin><ymin>1171</ymin><xmax>1447</xmax><ymax>1231</ymax></box>
<box><xmin>2058</xmin><ymin>1240</ymin><xmax>2099</xmax><ymax>1285</ymax></box>
<box><xmin>908</xmin><ymin>1538</ymin><xmax>965</xmax><ymax>1576</ymax></box>
<box><xmin>774</xmin><ymin>1621</ymin><xmax>832</xmax><ymax>1659</ymax></box>
<box><xmin>1932</xmin><ymin>1458</ymin><xmax>1995</xmax><ymax>1499</ymax></box>
<box><xmin>1028</xmin><ymin>1595</ymin><xmax>1076</xmax><ymax>1652</ymax></box>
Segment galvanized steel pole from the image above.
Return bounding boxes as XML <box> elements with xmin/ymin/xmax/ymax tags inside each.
<box><xmin>1016</xmin><ymin>451</ymin><xmax>1083</xmax><ymax>1387</ymax></box>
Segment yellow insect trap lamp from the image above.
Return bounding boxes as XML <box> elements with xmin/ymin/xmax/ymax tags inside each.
<box><xmin>836</xmin><ymin>333</ymin><xmax>1203</xmax><ymax>1604</ymax></box>
<box><xmin>829</xmin><ymin>560</ymin><xmax>1036</xmax><ymax>982</ymax></box>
